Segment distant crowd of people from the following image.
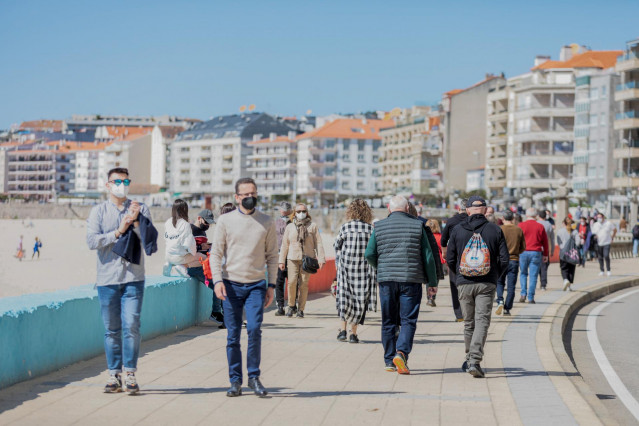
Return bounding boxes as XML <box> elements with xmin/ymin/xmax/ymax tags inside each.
<box><xmin>85</xmin><ymin>167</ymin><xmax>628</xmax><ymax>397</ymax></box>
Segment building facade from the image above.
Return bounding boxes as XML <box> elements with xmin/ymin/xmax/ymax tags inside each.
<box><xmin>247</xmin><ymin>133</ymin><xmax>298</xmax><ymax>199</ymax></box>
<box><xmin>6</xmin><ymin>146</ymin><xmax>57</xmax><ymax>201</ymax></box>
<box><xmin>296</xmin><ymin>118</ymin><xmax>393</xmax><ymax>204</ymax></box>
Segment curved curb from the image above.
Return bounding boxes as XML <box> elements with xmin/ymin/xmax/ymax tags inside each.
<box><xmin>548</xmin><ymin>276</ymin><xmax>639</xmax><ymax>424</ymax></box>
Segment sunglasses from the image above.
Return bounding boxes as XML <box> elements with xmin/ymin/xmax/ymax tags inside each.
<box><xmin>296</xmin><ymin>210</ymin><xmax>307</xmax><ymax>213</ymax></box>
<box><xmin>109</xmin><ymin>179</ymin><xmax>131</xmax><ymax>186</ymax></box>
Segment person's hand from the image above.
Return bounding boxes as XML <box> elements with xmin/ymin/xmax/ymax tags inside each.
<box><xmin>319</xmin><ymin>262</ymin><xmax>326</xmax><ymax>270</ymax></box>
<box><xmin>196</xmin><ymin>252</ymin><xmax>206</xmax><ymax>260</ymax></box>
<box><xmin>279</xmin><ymin>263</ymin><xmax>286</xmax><ymax>271</ymax></box>
<box><xmin>543</xmin><ymin>256</ymin><xmax>549</xmax><ymax>263</ymax></box>
<box><xmin>427</xmin><ymin>287</ymin><xmax>438</xmax><ymax>298</ymax></box>
<box><xmin>128</xmin><ymin>201</ymin><xmax>140</xmax><ymax>221</ymax></box>
<box><xmin>214</xmin><ymin>282</ymin><xmax>227</xmax><ymax>301</ymax></box>
<box><xmin>118</xmin><ymin>216</ymin><xmax>134</xmax><ymax>234</ymax></box>
<box><xmin>201</xmin><ymin>242</ymin><xmax>212</xmax><ymax>251</ymax></box>
<box><xmin>264</xmin><ymin>287</ymin><xmax>274</xmax><ymax>308</ymax></box>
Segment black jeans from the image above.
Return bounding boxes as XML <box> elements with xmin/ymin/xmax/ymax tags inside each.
<box><xmin>275</xmin><ymin>267</ymin><xmax>287</xmax><ymax>308</ymax></box>
<box><xmin>559</xmin><ymin>260</ymin><xmax>576</xmax><ymax>283</ymax></box>
<box><xmin>538</xmin><ymin>259</ymin><xmax>549</xmax><ymax>288</ymax></box>
<box><xmin>379</xmin><ymin>282</ymin><xmax>422</xmax><ymax>365</ymax></box>
<box><xmin>597</xmin><ymin>244</ymin><xmax>611</xmax><ymax>272</ymax></box>
<box><xmin>496</xmin><ymin>260</ymin><xmax>519</xmax><ymax>310</ymax></box>
<box><xmin>448</xmin><ymin>268</ymin><xmax>462</xmax><ymax>319</ymax></box>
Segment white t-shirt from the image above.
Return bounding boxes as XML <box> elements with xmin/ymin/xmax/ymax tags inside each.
<box><xmin>591</xmin><ymin>221</ymin><xmax>616</xmax><ymax>246</ymax></box>
<box><xmin>164</xmin><ymin>218</ymin><xmax>197</xmax><ymax>264</ymax></box>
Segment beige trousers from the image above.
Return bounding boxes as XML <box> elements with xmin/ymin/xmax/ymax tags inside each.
<box><xmin>287</xmin><ymin>259</ymin><xmax>311</xmax><ymax>310</ymax></box>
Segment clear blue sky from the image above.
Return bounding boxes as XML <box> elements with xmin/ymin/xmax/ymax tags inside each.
<box><xmin>0</xmin><ymin>0</ymin><xmax>636</xmax><ymax>128</ymax></box>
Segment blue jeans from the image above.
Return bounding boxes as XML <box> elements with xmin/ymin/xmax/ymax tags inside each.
<box><xmin>223</xmin><ymin>279</ymin><xmax>266</xmax><ymax>384</ymax></box>
<box><xmin>496</xmin><ymin>260</ymin><xmax>519</xmax><ymax>310</ymax></box>
<box><xmin>519</xmin><ymin>251</ymin><xmax>542</xmax><ymax>301</ymax></box>
<box><xmin>97</xmin><ymin>281</ymin><xmax>145</xmax><ymax>375</ymax></box>
<box><xmin>187</xmin><ymin>267</ymin><xmax>222</xmax><ymax>313</ymax></box>
<box><xmin>633</xmin><ymin>239</ymin><xmax>639</xmax><ymax>257</ymax></box>
<box><xmin>379</xmin><ymin>282</ymin><xmax>422</xmax><ymax>365</ymax></box>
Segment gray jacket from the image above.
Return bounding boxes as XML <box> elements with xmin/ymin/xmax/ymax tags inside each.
<box><xmin>538</xmin><ymin>219</ymin><xmax>555</xmax><ymax>256</ymax></box>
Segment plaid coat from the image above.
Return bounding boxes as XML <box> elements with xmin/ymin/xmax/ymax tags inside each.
<box><xmin>334</xmin><ymin>220</ymin><xmax>377</xmax><ymax>324</ymax></box>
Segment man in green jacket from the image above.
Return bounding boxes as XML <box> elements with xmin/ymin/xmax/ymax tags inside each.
<box><xmin>365</xmin><ymin>195</ymin><xmax>438</xmax><ymax>375</ymax></box>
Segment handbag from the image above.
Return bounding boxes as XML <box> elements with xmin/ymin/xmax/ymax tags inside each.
<box><xmin>301</xmin><ymin>229</ymin><xmax>320</xmax><ymax>274</ymax></box>
<box><xmin>560</xmin><ymin>234</ymin><xmax>581</xmax><ymax>265</ymax></box>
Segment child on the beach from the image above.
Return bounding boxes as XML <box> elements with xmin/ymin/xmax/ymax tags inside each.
<box><xmin>163</xmin><ymin>199</ymin><xmax>205</xmax><ymax>277</ymax></box>
<box><xmin>32</xmin><ymin>237</ymin><xmax>43</xmax><ymax>260</ymax></box>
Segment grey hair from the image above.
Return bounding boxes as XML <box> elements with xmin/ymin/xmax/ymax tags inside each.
<box><xmin>525</xmin><ymin>207</ymin><xmax>537</xmax><ymax>218</ymax></box>
<box><xmin>389</xmin><ymin>195</ymin><xmax>408</xmax><ymax>211</ymax></box>
<box><xmin>460</xmin><ymin>199</ymin><xmax>468</xmax><ymax>209</ymax></box>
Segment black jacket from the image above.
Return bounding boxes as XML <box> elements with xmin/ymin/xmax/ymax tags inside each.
<box><xmin>418</xmin><ymin>216</ymin><xmax>445</xmax><ymax>280</ymax></box>
<box><xmin>446</xmin><ymin>214</ymin><xmax>509</xmax><ymax>285</ymax></box>
<box><xmin>440</xmin><ymin>212</ymin><xmax>468</xmax><ymax>248</ymax></box>
<box><xmin>112</xmin><ymin>214</ymin><xmax>158</xmax><ymax>265</ymax></box>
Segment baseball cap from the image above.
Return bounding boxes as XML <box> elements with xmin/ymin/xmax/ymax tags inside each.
<box><xmin>279</xmin><ymin>201</ymin><xmax>292</xmax><ymax>211</ymax></box>
<box><xmin>198</xmin><ymin>209</ymin><xmax>215</xmax><ymax>224</ymax></box>
<box><xmin>467</xmin><ymin>195</ymin><xmax>487</xmax><ymax>207</ymax></box>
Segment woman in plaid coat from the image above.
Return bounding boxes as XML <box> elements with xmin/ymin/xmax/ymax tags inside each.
<box><xmin>334</xmin><ymin>199</ymin><xmax>377</xmax><ymax>343</ymax></box>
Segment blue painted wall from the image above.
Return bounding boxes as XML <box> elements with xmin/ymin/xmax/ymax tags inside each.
<box><xmin>0</xmin><ymin>276</ymin><xmax>212</xmax><ymax>389</ymax></box>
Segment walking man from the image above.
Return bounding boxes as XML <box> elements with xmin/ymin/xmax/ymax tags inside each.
<box><xmin>591</xmin><ymin>213</ymin><xmax>617</xmax><ymax>276</ymax></box>
<box><xmin>495</xmin><ymin>210</ymin><xmax>526</xmax><ymax>316</ymax></box>
<box><xmin>440</xmin><ymin>199</ymin><xmax>468</xmax><ymax>321</ymax></box>
<box><xmin>86</xmin><ymin>167</ymin><xmax>157</xmax><ymax>394</ymax></box>
<box><xmin>518</xmin><ymin>208</ymin><xmax>548</xmax><ymax>303</ymax></box>
<box><xmin>536</xmin><ymin>210</ymin><xmax>555</xmax><ymax>291</ymax></box>
<box><xmin>274</xmin><ymin>201</ymin><xmax>292</xmax><ymax>316</ymax></box>
<box><xmin>446</xmin><ymin>196</ymin><xmax>509</xmax><ymax>378</ymax></box>
<box><xmin>211</xmin><ymin>178</ymin><xmax>278</xmax><ymax>397</ymax></box>
<box><xmin>365</xmin><ymin>195</ymin><xmax>438</xmax><ymax>374</ymax></box>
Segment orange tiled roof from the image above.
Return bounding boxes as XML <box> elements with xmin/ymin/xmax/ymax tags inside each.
<box><xmin>297</xmin><ymin>118</ymin><xmax>394</xmax><ymax>141</ymax></box>
<box><xmin>19</xmin><ymin>120</ymin><xmax>63</xmax><ymax>132</ymax></box>
<box><xmin>104</xmin><ymin>126</ymin><xmax>152</xmax><ymax>140</ymax></box>
<box><xmin>445</xmin><ymin>89</ymin><xmax>464</xmax><ymax>96</ymax></box>
<box><xmin>532</xmin><ymin>50</ymin><xmax>623</xmax><ymax>70</ymax></box>
<box><xmin>55</xmin><ymin>141</ymin><xmax>112</xmax><ymax>151</ymax></box>
<box><xmin>248</xmin><ymin>135</ymin><xmax>296</xmax><ymax>145</ymax></box>
<box><xmin>445</xmin><ymin>75</ymin><xmax>502</xmax><ymax>97</ymax></box>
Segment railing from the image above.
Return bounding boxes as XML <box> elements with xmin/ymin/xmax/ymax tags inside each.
<box><xmin>616</xmin><ymin>110</ymin><xmax>637</xmax><ymax>120</ymax></box>
<box><xmin>618</xmin><ymin>51</ymin><xmax>639</xmax><ymax>62</ymax></box>
<box><xmin>614</xmin><ymin>170</ymin><xmax>639</xmax><ymax>178</ymax></box>
<box><xmin>616</xmin><ymin>81</ymin><xmax>637</xmax><ymax>91</ymax></box>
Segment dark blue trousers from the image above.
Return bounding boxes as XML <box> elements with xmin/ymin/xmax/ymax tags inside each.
<box><xmin>222</xmin><ymin>279</ymin><xmax>266</xmax><ymax>384</ymax></box>
<box><xmin>496</xmin><ymin>260</ymin><xmax>519</xmax><ymax>310</ymax></box>
<box><xmin>379</xmin><ymin>282</ymin><xmax>422</xmax><ymax>365</ymax></box>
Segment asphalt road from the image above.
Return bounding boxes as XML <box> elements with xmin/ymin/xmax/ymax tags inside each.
<box><xmin>569</xmin><ymin>287</ymin><xmax>639</xmax><ymax>425</ymax></box>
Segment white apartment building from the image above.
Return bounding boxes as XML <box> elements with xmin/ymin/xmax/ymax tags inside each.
<box><xmin>572</xmin><ymin>64</ymin><xmax>621</xmax><ymax>203</ymax></box>
<box><xmin>170</xmin><ymin>113</ymin><xmax>293</xmax><ymax>203</ymax></box>
<box><xmin>379</xmin><ymin>106</ymin><xmax>444</xmax><ymax>197</ymax></box>
<box><xmin>6</xmin><ymin>147</ymin><xmax>57</xmax><ymax>201</ymax></box>
<box><xmin>485</xmin><ymin>82</ymin><xmax>510</xmax><ymax>196</ymax></box>
<box><xmin>296</xmin><ymin>118</ymin><xmax>393</xmax><ymax>204</ymax></box>
<box><xmin>613</xmin><ymin>38</ymin><xmax>639</xmax><ymax>196</ymax></box>
<box><xmin>72</xmin><ymin>144</ymin><xmax>109</xmax><ymax>197</ymax></box>
<box><xmin>247</xmin><ymin>132</ymin><xmax>297</xmax><ymax>198</ymax></box>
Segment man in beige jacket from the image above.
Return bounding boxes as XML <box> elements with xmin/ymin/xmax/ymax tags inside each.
<box><xmin>278</xmin><ymin>203</ymin><xmax>325</xmax><ymax>318</ymax></box>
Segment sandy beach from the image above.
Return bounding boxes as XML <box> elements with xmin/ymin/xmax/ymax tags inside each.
<box><xmin>0</xmin><ymin>218</ymin><xmax>336</xmax><ymax>299</ymax></box>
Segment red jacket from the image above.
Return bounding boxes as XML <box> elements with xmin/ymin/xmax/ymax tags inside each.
<box><xmin>433</xmin><ymin>232</ymin><xmax>446</xmax><ymax>264</ymax></box>
<box><xmin>518</xmin><ymin>220</ymin><xmax>549</xmax><ymax>257</ymax></box>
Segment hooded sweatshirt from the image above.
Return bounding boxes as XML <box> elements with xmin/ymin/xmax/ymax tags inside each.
<box><xmin>164</xmin><ymin>217</ymin><xmax>197</xmax><ymax>264</ymax></box>
<box><xmin>446</xmin><ymin>213</ymin><xmax>510</xmax><ymax>286</ymax></box>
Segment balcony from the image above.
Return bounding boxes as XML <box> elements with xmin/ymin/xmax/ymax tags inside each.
<box><xmin>513</xmin><ymin>130</ymin><xmax>573</xmax><ymax>143</ymax></box>
<box><xmin>613</xmin><ymin>144</ymin><xmax>639</xmax><ymax>159</ymax></box>
<box><xmin>614</xmin><ymin>110</ymin><xmax>639</xmax><ymax>130</ymax></box>
<box><xmin>486</xmin><ymin>177</ymin><xmax>506</xmax><ymax>188</ymax></box>
<box><xmin>515</xmin><ymin>75</ymin><xmax>575</xmax><ymax>92</ymax></box>
<box><xmin>613</xmin><ymin>175</ymin><xmax>639</xmax><ymax>189</ymax></box>
<box><xmin>515</xmin><ymin>106</ymin><xmax>574</xmax><ymax>119</ymax></box>
<box><xmin>511</xmin><ymin>178</ymin><xmax>570</xmax><ymax>189</ymax></box>
<box><xmin>616</xmin><ymin>51</ymin><xmax>639</xmax><ymax>73</ymax></box>
<box><xmin>487</xmin><ymin>133</ymin><xmax>508</xmax><ymax>145</ymax></box>
<box><xmin>247</xmin><ymin>151</ymin><xmax>291</xmax><ymax>160</ymax></box>
<box><xmin>518</xmin><ymin>153</ymin><xmax>573</xmax><ymax>165</ymax></box>
<box><xmin>615</xmin><ymin>81</ymin><xmax>639</xmax><ymax>102</ymax></box>
<box><xmin>488</xmin><ymin>110</ymin><xmax>508</xmax><ymax>122</ymax></box>
<box><xmin>486</xmin><ymin>156</ymin><xmax>507</xmax><ymax>167</ymax></box>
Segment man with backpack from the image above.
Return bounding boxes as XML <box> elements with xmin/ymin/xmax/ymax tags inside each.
<box><xmin>446</xmin><ymin>195</ymin><xmax>509</xmax><ymax>378</ymax></box>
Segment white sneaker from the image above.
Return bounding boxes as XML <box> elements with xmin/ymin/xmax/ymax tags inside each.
<box><xmin>598</xmin><ymin>272</ymin><xmax>604</xmax><ymax>276</ymax></box>
<box><xmin>162</xmin><ymin>262</ymin><xmax>172</xmax><ymax>276</ymax></box>
<box><xmin>606</xmin><ymin>271</ymin><xmax>612</xmax><ymax>277</ymax></box>
<box><xmin>495</xmin><ymin>302</ymin><xmax>504</xmax><ymax>316</ymax></box>
<box><xmin>563</xmin><ymin>279</ymin><xmax>570</xmax><ymax>291</ymax></box>
<box><xmin>174</xmin><ymin>265</ymin><xmax>190</xmax><ymax>277</ymax></box>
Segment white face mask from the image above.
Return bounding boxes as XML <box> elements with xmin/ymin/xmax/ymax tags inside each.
<box><xmin>110</xmin><ymin>183</ymin><xmax>129</xmax><ymax>198</ymax></box>
<box><xmin>296</xmin><ymin>212</ymin><xmax>307</xmax><ymax>220</ymax></box>
<box><xmin>597</xmin><ymin>218</ymin><xmax>603</xmax><ymax>223</ymax></box>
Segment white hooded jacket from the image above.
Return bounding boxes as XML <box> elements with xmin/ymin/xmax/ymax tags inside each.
<box><xmin>164</xmin><ymin>218</ymin><xmax>196</xmax><ymax>264</ymax></box>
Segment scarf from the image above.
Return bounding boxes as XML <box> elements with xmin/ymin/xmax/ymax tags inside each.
<box><xmin>293</xmin><ymin>217</ymin><xmax>312</xmax><ymax>244</ymax></box>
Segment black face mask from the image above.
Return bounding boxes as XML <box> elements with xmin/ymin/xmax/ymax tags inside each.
<box><xmin>200</xmin><ymin>222</ymin><xmax>210</xmax><ymax>231</ymax></box>
<box><xmin>241</xmin><ymin>196</ymin><xmax>257</xmax><ymax>211</ymax></box>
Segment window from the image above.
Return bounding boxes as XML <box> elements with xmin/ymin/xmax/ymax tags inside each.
<box><xmin>589</xmin><ymin>88</ymin><xmax>598</xmax><ymax>100</ymax></box>
<box><xmin>358</xmin><ymin>140</ymin><xmax>366</xmax><ymax>151</ymax></box>
<box><xmin>201</xmin><ymin>157</ymin><xmax>211</xmax><ymax>163</ymax></box>
<box><xmin>201</xmin><ymin>180</ymin><xmax>210</xmax><ymax>186</ymax></box>
<box><xmin>357</xmin><ymin>154</ymin><xmax>365</xmax><ymax>162</ymax></box>
<box><xmin>357</xmin><ymin>182</ymin><xmax>365</xmax><ymax>190</ymax></box>
<box><xmin>589</xmin><ymin>114</ymin><xmax>598</xmax><ymax>127</ymax></box>
<box><xmin>342</xmin><ymin>139</ymin><xmax>350</xmax><ymax>150</ymax></box>
<box><xmin>373</xmin><ymin>141</ymin><xmax>381</xmax><ymax>151</ymax></box>
<box><xmin>601</xmin><ymin>86</ymin><xmax>607</xmax><ymax>98</ymax></box>
<box><xmin>201</xmin><ymin>146</ymin><xmax>211</xmax><ymax>152</ymax></box>
<box><xmin>372</xmin><ymin>155</ymin><xmax>379</xmax><ymax>163</ymax></box>
<box><xmin>342</xmin><ymin>154</ymin><xmax>350</xmax><ymax>162</ymax></box>
<box><xmin>588</xmin><ymin>139</ymin><xmax>598</xmax><ymax>151</ymax></box>
<box><xmin>201</xmin><ymin>169</ymin><xmax>210</xmax><ymax>175</ymax></box>
<box><xmin>357</xmin><ymin>168</ymin><xmax>365</xmax><ymax>177</ymax></box>
<box><xmin>342</xmin><ymin>167</ymin><xmax>350</xmax><ymax>175</ymax></box>
<box><xmin>180</xmin><ymin>147</ymin><xmax>190</xmax><ymax>153</ymax></box>
<box><xmin>600</xmin><ymin>112</ymin><xmax>606</xmax><ymax>126</ymax></box>
<box><xmin>181</xmin><ymin>158</ymin><xmax>190</xmax><ymax>164</ymax></box>
<box><xmin>341</xmin><ymin>182</ymin><xmax>350</xmax><ymax>190</ymax></box>
<box><xmin>181</xmin><ymin>169</ymin><xmax>189</xmax><ymax>175</ymax></box>
<box><xmin>180</xmin><ymin>180</ymin><xmax>189</xmax><ymax>186</ymax></box>
<box><xmin>326</xmin><ymin>139</ymin><xmax>336</xmax><ymax>149</ymax></box>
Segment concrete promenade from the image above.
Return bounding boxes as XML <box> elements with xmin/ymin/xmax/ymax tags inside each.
<box><xmin>1</xmin><ymin>259</ymin><xmax>636</xmax><ymax>425</ymax></box>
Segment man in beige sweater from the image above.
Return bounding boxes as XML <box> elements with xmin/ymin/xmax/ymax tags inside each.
<box><xmin>211</xmin><ymin>177</ymin><xmax>278</xmax><ymax>398</ymax></box>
